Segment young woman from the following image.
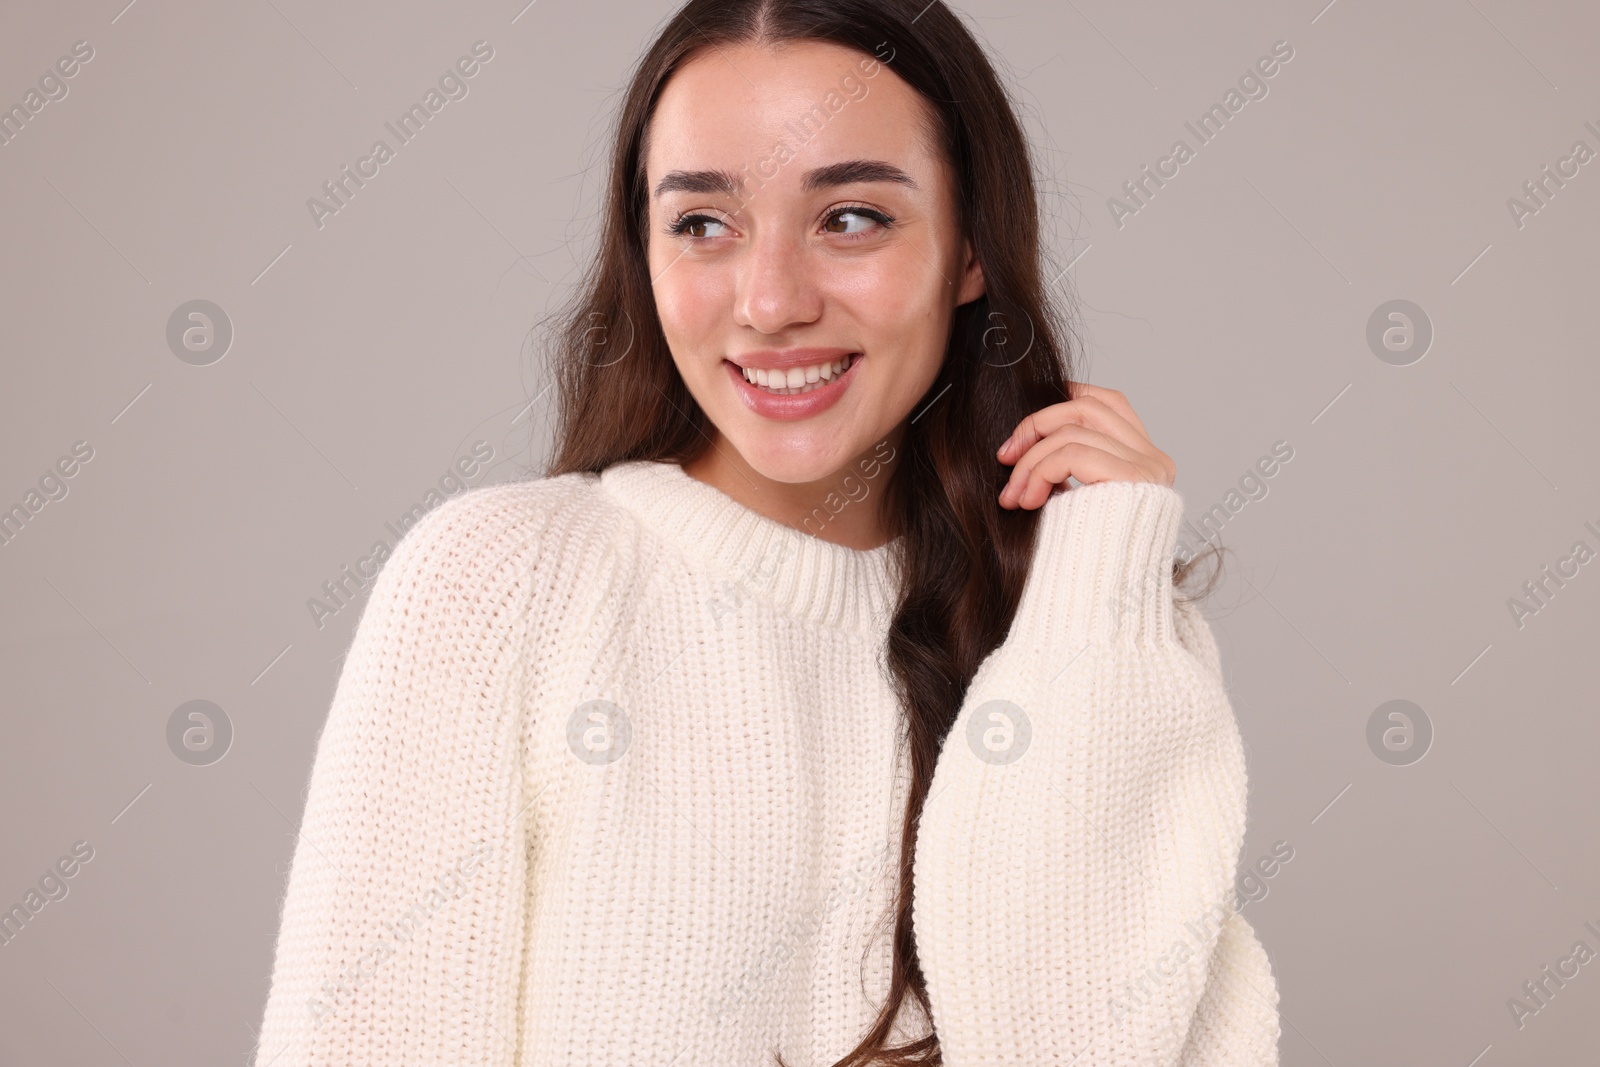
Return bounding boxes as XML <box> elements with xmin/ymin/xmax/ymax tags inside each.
<box><xmin>252</xmin><ymin>1</ymin><xmax>1281</xmax><ymax>1064</ymax></box>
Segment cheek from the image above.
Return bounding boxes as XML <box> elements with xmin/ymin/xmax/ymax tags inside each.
<box><xmin>840</xmin><ymin>261</ymin><xmax>951</xmax><ymax>403</ymax></box>
<box><xmin>652</xmin><ymin>270</ymin><xmax>724</xmax><ymax>354</ymax></box>
<box><xmin>837</xmin><ymin>257</ymin><xmax>946</xmax><ymax>345</ymax></box>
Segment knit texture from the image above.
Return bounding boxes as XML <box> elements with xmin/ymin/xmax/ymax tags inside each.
<box><xmin>250</xmin><ymin>459</ymin><xmax>1280</xmax><ymax>1066</ymax></box>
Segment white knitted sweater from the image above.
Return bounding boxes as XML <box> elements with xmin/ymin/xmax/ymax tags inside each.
<box><xmin>251</xmin><ymin>458</ymin><xmax>1281</xmax><ymax>1066</ymax></box>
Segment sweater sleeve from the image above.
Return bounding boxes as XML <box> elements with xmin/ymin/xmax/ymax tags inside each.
<box><xmin>250</xmin><ymin>487</ymin><xmax>548</xmax><ymax>1067</ymax></box>
<box><xmin>911</xmin><ymin>480</ymin><xmax>1281</xmax><ymax>1066</ymax></box>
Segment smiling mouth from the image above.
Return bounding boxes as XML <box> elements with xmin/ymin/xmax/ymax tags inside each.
<box><xmin>733</xmin><ymin>353</ymin><xmax>859</xmax><ymax>396</ymax></box>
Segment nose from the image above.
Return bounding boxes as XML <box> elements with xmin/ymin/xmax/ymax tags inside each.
<box><xmin>732</xmin><ymin>228</ymin><xmax>824</xmax><ymax>335</ymax></box>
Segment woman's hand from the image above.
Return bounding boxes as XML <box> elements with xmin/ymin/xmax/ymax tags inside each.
<box><xmin>995</xmin><ymin>382</ymin><xmax>1176</xmax><ymax>509</ymax></box>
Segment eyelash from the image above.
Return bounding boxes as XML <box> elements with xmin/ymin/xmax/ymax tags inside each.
<box><xmin>663</xmin><ymin>203</ymin><xmax>896</xmax><ymax>240</ymax></box>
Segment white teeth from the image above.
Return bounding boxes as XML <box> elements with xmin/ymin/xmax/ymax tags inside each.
<box><xmin>741</xmin><ymin>354</ymin><xmax>856</xmax><ymax>395</ymax></box>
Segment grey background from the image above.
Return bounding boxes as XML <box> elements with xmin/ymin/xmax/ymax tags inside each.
<box><xmin>1</xmin><ymin>0</ymin><xmax>1596</xmax><ymax>1063</ymax></box>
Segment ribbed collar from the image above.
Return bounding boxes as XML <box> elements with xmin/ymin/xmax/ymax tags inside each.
<box><xmin>598</xmin><ymin>459</ymin><xmax>902</xmax><ymax>635</ymax></box>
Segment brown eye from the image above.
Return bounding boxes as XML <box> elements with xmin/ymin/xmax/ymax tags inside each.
<box><xmin>822</xmin><ymin>207</ymin><xmax>893</xmax><ymax>236</ymax></box>
<box><xmin>667</xmin><ymin>213</ymin><xmax>731</xmax><ymax>239</ymax></box>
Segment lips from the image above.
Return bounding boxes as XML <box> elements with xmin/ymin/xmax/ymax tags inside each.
<box><xmin>723</xmin><ymin>352</ymin><xmax>861</xmax><ymax>421</ymax></box>
<box><xmin>736</xmin><ymin>353</ymin><xmax>858</xmax><ymax>394</ymax></box>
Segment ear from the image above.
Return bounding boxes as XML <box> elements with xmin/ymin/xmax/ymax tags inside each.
<box><xmin>954</xmin><ymin>235</ymin><xmax>986</xmax><ymax>306</ymax></box>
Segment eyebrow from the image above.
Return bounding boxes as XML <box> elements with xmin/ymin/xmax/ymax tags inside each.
<box><xmin>652</xmin><ymin>159</ymin><xmax>918</xmax><ymax>200</ymax></box>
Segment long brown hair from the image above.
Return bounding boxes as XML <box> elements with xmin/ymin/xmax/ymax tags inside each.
<box><xmin>539</xmin><ymin>1</ymin><xmax>1220</xmax><ymax>1062</ymax></box>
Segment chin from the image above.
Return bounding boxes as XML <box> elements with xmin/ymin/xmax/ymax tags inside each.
<box><xmin>731</xmin><ymin>431</ymin><xmax>855</xmax><ymax>486</ymax></box>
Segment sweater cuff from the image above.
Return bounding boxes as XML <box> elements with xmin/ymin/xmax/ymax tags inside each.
<box><xmin>1013</xmin><ymin>479</ymin><xmax>1186</xmax><ymax>652</ymax></box>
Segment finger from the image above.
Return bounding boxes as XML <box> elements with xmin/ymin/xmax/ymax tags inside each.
<box><xmin>1030</xmin><ymin>386</ymin><xmax>1175</xmax><ymax>484</ymax></box>
<box><xmin>1002</xmin><ymin>441</ymin><xmax>1148</xmax><ymax>509</ymax></box>
<box><xmin>1000</xmin><ymin>425</ymin><xmax>1141</xmax><ymax>506</ymax></box>
<box><xmin>1064</xmin><ymin>381</ymin><xmax>1150</xmax><ymax>439</ymax></box>
<box><xmin>999</xmin><ymin>394</ymin><xmax>1152</xmax><ymax>467</ymax></box>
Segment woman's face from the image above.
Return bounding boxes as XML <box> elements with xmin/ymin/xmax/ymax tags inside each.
<box><xmin>643</xmin><ymin>39</ymin><xmax>985</xmax><ymax>486</ymax></box>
